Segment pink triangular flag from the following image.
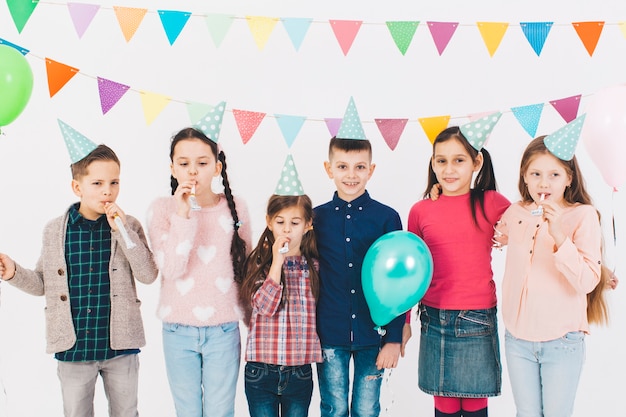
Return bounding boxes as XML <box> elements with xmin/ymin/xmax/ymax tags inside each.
<box><xmin>427</xmin><ymin>21</ymin><xmax>459</xmax><ymax>55</ymax></box>
<box><xmin>324</xmin><ymin>118</ymin><xmax>342</xmax><ymax>137</ymax></box>
<box><xmin>67</xmin><ymin>3</ymin><xmax>100</xmax><ymax>38</ymax></box>
<box><xmin>329</xmin><ymin>20</ymin><xmax>362</xmax><ymax>55</ymax></box>
<box><xmin>549</xmin><ymin>94</ymin><xmax>582</xmax><ymax>123</ymax></box>
<box><xmin>232</xmin><ymin>109</ymin><xmax>266</xmax><ymax>144</ymax></box>
<box><xmin>375</xmin><ymin>119</ymin><xmax>408</xmax><ymax>151</ymax></box>
<box><xmin>97</xmin><ymin>77</ymin><xmax>130</xmax><ymax>115</ymax></box>
<box><xmin>468</xmin><ymin>111</ymin><xmax>498</xmax><ymax>122</ymax></box>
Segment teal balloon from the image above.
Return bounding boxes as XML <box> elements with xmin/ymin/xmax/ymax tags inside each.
<box><xmin>362</xmin><ymin>231</ymin><xmax>433</xmax><ymax>327</ymax></box>
<box><xmin>0</xmin><ymin>45</ymin><xmax>34</xmax><ymax>126</ymax></box>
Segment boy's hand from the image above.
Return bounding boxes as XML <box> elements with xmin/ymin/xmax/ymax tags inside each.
<box><xmin>104</xmin><ymin>202</ymin><xmax>126</xmax><ymax>231</ymax></box>
<box><xmin>0</xmin><ymin>253</ymin><xmax>16</xmax><ymax>281</ymax></box>
<box><xmin>376</xmin><ymin>342</ymin><xmax>401</xmax><ymax>370</ymax></box>
<box><xmin>400</xmin><ymin>323</ymin><xmax>412</xmax><ymax>357</ymax></box>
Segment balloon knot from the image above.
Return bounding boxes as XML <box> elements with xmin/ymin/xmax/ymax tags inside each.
<box><xmin>374</xmin><ymin>326</ymin><xmax>387</xmax><ymax>336</ymax></box>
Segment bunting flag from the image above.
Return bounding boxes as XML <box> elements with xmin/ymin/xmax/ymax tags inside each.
<box><xmin>282</xmin><ymin>17</ymin><xmax>313</xmax><ymax>51</ymax></box>
<box><xmin>246</xmin><ymin>16</ymin><xmax>279</xmax><ymax>50</ymax></box>
<box><xmin>0</xmin><ymin>38</ymin><xmax>29</xmax><ymax>55</ymax></box>
<box><xmin>375</xmin><ymin>119</ymin><xmax>408</xmax><ymax>150</ymax></box>
<box><xmin>549</xmin><ymin>94</ymin><xmax>582</xmax><ymax>123</ymax></box>
<box><xmin>97</xmin><ymin>77</ymin><xmax>130</xmax><ymax>115</ymax></box>
<box><xmin>139</xmin><ymin>91</ymin><xmax>171</xmax><ymax>125</ymax></box>
<box><xmin>324</xmin><ymin>118</ymin><xmax>342</xmax><ymax>137</ymax></box>
<box><xmin>386</xmin><ymin>21</ymin><xmax>419</xmax><ymax>56</ymax></box>
<box><xmin>275</xmin><ymin>114</ymin><xmax>306</xmax><ymax>147</ymax></box>
<box><xmin>520</xmin><ymin>21</ymin><xmax>553</xmax><ymax>56</ymax></box>
<box><xmin>205</xmin><ymin>13</ymin><xmax>235</xmax><ymax>48</ymax></box>
<box><xmin>511</xmin><ymin>103</ymin><xmax>544</xmax><ymax>137</ymax></box>
<box><xmin>233</xmin><ymin>109</ymin><xmax>266</xmax><ymax>144</ymax></box>
<box><xmin>477</xmin><ymin>22</ymin><xmax>509</xmax><ymax>57</ymax></box>
<box><xmin>67</xmin><ymin>3</ymin><xmax>100</xmax><ymax>39</ymax></box>
<box><xmin>158</xmin><ymin>10</ymin><xmax>192</xmax><ymax>45</ymax></box>
<box><xmin>329</xmin><ymin>20</ymin><xmax>363</xmax><ymax>56</ymax></box>
<box><xmin>418</xmin><ymin>115</ymin><xmax>451</xmax><ymax>144</ymax></box>
<box><xmin>619</xmin><ymin>22</ymin><xmax>626</xmax><ymax>38</ymax></box>
<box><xmin>468</xmin><ymin>111</ymin><xmax>498</xmax><ymax>122</ymax></box>
<box><xmin>572</xmin><ymin>21</ymin><xmax>605</xmax><ymax>56</ymax></box>
<box><xmin>427</xmin><ymin>21</ymin><xmax>458</xmax><ymax>55</ymax></box>
<box><xmin>45</xmin><ymin>58</ymin><xmax>79</xmax><ymax>97</ymax></box>
<box><xmin>6</xmin><ymin>0</ymin><xmax>39</xmax><ymax>33</ymax></box>
<box><xmin>113</xmin><ymin>6</ymin><xmax>148</xmax><ymax>42</ymax></box>
<box><xmin>186</xmin><ymin>102</ymin><xmax>215</xmax><ymax>125</ymax></box>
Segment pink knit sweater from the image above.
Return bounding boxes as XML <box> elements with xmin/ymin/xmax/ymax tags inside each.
<box><xmin>147</xmin><ymin>195</ymin><xmax>252</xmax><ymax>327</ymax></box>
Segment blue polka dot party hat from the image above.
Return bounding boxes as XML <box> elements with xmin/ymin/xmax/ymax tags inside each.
<box><xmin>274</xmin><ymin>154</ymin><xmax>305</xmax><ymax>196</ymax></box>
<box><xmin>194</xmin><ymin>101</ymin><xmax>226</xmax><ymax>143</ymax></box>
<box><xmin>58</xmin><ymin>119</ymin><xmax>98</xmax><ymax>163</ymax></box>
<box><xmin>336</xmin><ymin>96</ymin><xmax>367</xmax><ymax>140</ymax></box>
<box><xmin>544</xmin><ymin>113</ymin><xmax>586</xmax><ymax>161</ymax></box>
<box><xmin>459</xmin><ymin>111</ymin><xmax>502</xmax><ymax>150</ymax></box>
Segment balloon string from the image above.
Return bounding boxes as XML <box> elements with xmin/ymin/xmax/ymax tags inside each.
<box><xmin>382</xmin><ymin>368</ymin><xmax>395</xmax><ymax>417</ymax></box>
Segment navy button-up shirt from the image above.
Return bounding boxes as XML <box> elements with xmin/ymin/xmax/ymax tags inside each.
<box><xmin>314</xmin><ymin>191</ymin><xmax>404</xmax><ymax>348</ymax></box>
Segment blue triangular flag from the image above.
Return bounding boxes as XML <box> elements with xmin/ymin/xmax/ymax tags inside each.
<box><xmin>275</xmin><ymin>114</ymin><xmax>306</xmax><ymax>148</ymax></box>
<box><xmin>520</xmin><ymin>22</ymin><xmax>553</xmax><ymax>56</ymax></box>
<box><xmin>511</xmin><ymin>103</ymin><xmax>544</xmax><ymax>137</ymax></box>
<box><xmin>205</xmin><ymin>13</ymin><xmax>235</xmax><ymax>48</ymax></box>
<box><xmin>0</xmin><ymin>38</ymin><xmax>29</xmax><ymax>55</ymax></box>
<box><xmin>282</xmin><ymin>17</ymin><xmax>313</xmax><ymax>51</ymax></box>
<box><xmin>158</xmin><ymin>10</ymin><xmax>191</xmax><ymax>45</ymax></box>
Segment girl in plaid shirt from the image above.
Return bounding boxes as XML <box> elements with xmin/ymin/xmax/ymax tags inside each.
<box><xmin>240</xmin><ymin>189</ymin><xmax>322</xmax><ymax>417</ymax></box>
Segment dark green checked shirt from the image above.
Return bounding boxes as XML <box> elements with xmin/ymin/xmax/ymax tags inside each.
<box><xmin>56</xmin><ymin>204</ymin><xmax>138</xmax><ymax>362</ymax></box>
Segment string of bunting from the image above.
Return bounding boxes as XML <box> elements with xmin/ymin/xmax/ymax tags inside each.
<box><xmin>5</xmin><ymin>0</ymin><xmax>626</xmax><ymax>56</ymax></box>
<box><xmin>0</xmin><ymin>37</ymin><xmax>596</xmax><ymax>150</ymax></box>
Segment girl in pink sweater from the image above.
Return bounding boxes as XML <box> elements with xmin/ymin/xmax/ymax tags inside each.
<box><xmin>147</xmin><ymin>127</ymin><xmax>252</xmax><ymax>417</ymax></box>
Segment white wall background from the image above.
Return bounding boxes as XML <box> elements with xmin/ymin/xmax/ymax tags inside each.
<box><xmin>1</xmin><ymin>0</ymin><xmax>625</xmax><ymax>416</ymax></box>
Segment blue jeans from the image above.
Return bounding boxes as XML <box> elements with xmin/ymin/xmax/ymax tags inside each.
<box><xmin>317</xmin><ymin>345</ymin><xmax>382</xmax><ymax>417</ymax></box>
<box><xmin>162</xmin><ymin>322</ymin><xmax>241</xmax><ymax>417</ymax></box>
<box><xmin>244</xmin><ymin>362</ymin><xmax>313</xmax><ymax>417</ymax></box>
<box><xmin>505</xmin><ymin>330</ymin><xmax>585</xmax><ymax>417</ymax></box>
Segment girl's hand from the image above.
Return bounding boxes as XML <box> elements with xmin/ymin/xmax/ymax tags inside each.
<box><xmin>104</xmin><ymin>202</ymin><xmax>126</xmax><ymax>231</ymax></box>
<box><xmin>541</xmin><ymin>200</ymin><xmax>566</xmax><ymax>247</ymax></box>
<box><xmin>607</xmin><ymin>271</ymin><xmax>619</xmax><ymax>290</ymax></box>
<box><xmin>174</xmin><ymin>180</ymin><xmax>195</xmax><ymax>218</ymax></box>
<box><xmin>0</xmin><ymin>253</ymin><xmax>16</xmax><ymax>281</ymax></box>
<box><xmin>267</xmin><ymin>236</ymin><xmax>290</xmax><ymax>284</ymax></box>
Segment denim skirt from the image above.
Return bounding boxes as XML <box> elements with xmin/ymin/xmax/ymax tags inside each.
<box><xmin>418</xmin><ymin>304</ymin><xmax>501</xmax><ymax>397</ymax></box>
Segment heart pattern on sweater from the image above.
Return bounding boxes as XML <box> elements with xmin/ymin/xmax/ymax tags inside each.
<box><xmin>197</xmin><ymin>245</ymin><xmax>217</xmax><ymax>264</ymax></box>
<box><xmin>218</xmin><ymin>214</ymin><xmax>234</xmax><ymax>233</ymax></box>
<box><xmin>215</xmin><ymin>276</ymin><xmax>232</xmax><ymax>294</ymax></box>
<box><xmin>193</xmin><ymin>305</ymin><xmax>215</xmax><ymax>321</ymax></box>
<box><xmin>176</xmin><ymin>239</ymin><xmax>193</xmax><ymax>257</ymax></box>
<box><xmin>176</xmin><ymin>277</ymin><xmax>195</xmax><ymax>295</ymax></box>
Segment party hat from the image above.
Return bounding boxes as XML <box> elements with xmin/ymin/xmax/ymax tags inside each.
<box><xmin>336</xmin><ymin>96</ymin><xmax>367</xmax><ymax>140</ymax></box>
<box><xmin>57</xmin><ymin>119</ymin><xmax>98</xmax><ymax>163</ymax></box>
<box><xmin>194</xmin><ymin>100</ymin><xmax>226</xmax><ymax>142</ymax></box>
<box><xmin>544</xmin><ymin>113</ymin><xmax>586</xmax><ymax>161</ymax></box>
<box><xmin>459</xmin><ymin>111</ymin><xmax>502</xmax><ymax>150</ymax></box>
<box><xmin>274</xmin><ymin>154</ymin><xmax>305</xmax><ymax>196</ymax></box>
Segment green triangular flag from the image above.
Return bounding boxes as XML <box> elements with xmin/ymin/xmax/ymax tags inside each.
<box><xmin>386</xmin><ymin>21</ymin><xmax>419</xmax><ymax>55</ymax></box>
<box><xmin>7</xmin><ymin>0</ymin><xmax>39</xmax><ymax>33</ymax></box>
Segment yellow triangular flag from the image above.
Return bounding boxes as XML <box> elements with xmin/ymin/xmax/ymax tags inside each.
<box><xmin>619</xmin><ymin>22</ymin><xmax>626</xmax><ymax>38</ymax></box>
<box><xmin>140</xmin><ymin>91</ymin><xmax>171</xmax><ymax>125</ymax></box>
<box><xmin>113</xmin><ymin>6</ymin><xmax>147</xmax><ymax>42</ymax></box>
<box><xmin>245</xmin><ymin>16</ymin><xmax>279</xmax><ymax>50</ymax></box>
<box><xmin>477</xmin><ymin>22</ymin><xmax>509</xmax><ymax>57</ymax></box>
<box><xmin>418</xmin><ymin>115</ymin><xmax>451</xmax><ymax>144</ymax></box>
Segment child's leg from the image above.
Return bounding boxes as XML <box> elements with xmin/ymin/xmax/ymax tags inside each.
<box><xmin>57</xmin><ymin>360</ymin><xmax>99</xmax><ymax>417</ymax></box>
<box><xmin>280</xmin><ymin>364</ymin><xmax>314</xmax><ymax>417</ymax></box>
<box><xmin>460</xmin><ymin>398</ymin><xmax>487</xmax><ymax>417</ymax></box>
<box><xmin>433</xmin><ymin>396</ymin><xmax>461</xmax><ymax>417</ymax></box>
<box><xmin>244</xmin><ymin>362</ymin><xmax>280</xmax><ymax>417</ymax></box>
<box><xmin>317</xmin><ymin>346</ymin><xmax>351</xmax><ymax>417</ymax></box>
<box><xmin>100</xmin><ymin>354</ymin><xmax>139</xmax><ymax>417</ymax></box>
<box><xmin>351</xmin><ymin>347</ymin><xmax>383</xmax><ymax>417</ymax></box>
<box><xmin>504</xmin><ymin>331</ymin><xmax>543</xmax><ymax>416</ymax></box>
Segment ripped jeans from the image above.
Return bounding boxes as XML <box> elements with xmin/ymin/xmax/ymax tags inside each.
<box><xmin>316</xmin><ymin>345</ymin><xmax>382</xmax><ymax>417</ymax></box>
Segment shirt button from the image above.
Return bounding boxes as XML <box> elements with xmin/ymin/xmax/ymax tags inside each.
<box><xmin>60</xmin><ymin>295</ymin><xmax>67</xmax><ymax>301</ymax></box>
<box><xmin>335</xmin><ymin>207</ymin><xmax>339</xmax><ymax>211</ymax></box>
<box><xmin>346</xmin><ymin>214</ymin><xmax>351</xmax><ymax>219</ymax></box>
<box><xmin>358</xmin><ymin>207</ymin><xmax>363</xmax><ymax>210</ymax></box>
<box><xmin>347</xmin><ymin>204</ymin><xmax>352</xmax><ymax>208</ymax></box>
<box><xmin>89</xmin><ymin>267</ymin><xmax>94</xmax><ymax>272</ymax></box>
<box><xmin>351</xmin><ymin>289</ymin><xmax>355</xmax><ymax>294</ymax></box>
<box><xmin>529</xmin><ymin>250</ymin><xmax>533</xmax><ymax>254</ymax></box>
<box><xmin>348</xmin><ymin>263</ymin><xmax>353</xmax><ymax>268</ymax></box>
<box><xmin>90</xmin><ymin>247</ymin><xmax>94</xmax><ymax>251</ymax></box>
<box><xmin>518</xmin><ymin>220</ymin><xmax>522</xmax><ymax>224</ymax></box>
<box><xmin>346</xmin><ymin>237</ymin><xmax>351</xmax><ymax>242</ymax></box>
<box><xmin>351</xmin><ymin>314</ymin><xmax>356</xmax><ymax>319</ymax></box>
<box><xmin>87</xmin><ymin>309</ymin><xmax>91</xmax><ymax>313</ymax></box>
<box><xmin>57</xmin><ymin>269</ymin><xmax>64</xmax><ymax>276</ymax></box>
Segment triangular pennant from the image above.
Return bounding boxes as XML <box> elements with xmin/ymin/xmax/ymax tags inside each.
<box><xmin>549</xmin><ymin>94</ymin><xmax>582</xmax><ymax>123</ymax></box>
<box><xmin>544</xmin><ymin>114</ymin><xmax>586</xmax><ymax>161</ymax></box>
<box><xmin>187</xmin><ymin>102</ymin><xmax>215</xmax><ymax>125</ymax></box>
<box><xmin>0</xmin><ymin>38</ymin><xmax>29</xmax><ymax>55</ymax></box>
<box><xmin>6</xmin><ymin>0</ymin><xmax>39</xmax><ymax>33</ymax></box>
<box><xmin>324</xmin><ymin>118</ymin><xmax>342</xmax><ymax>137</ymax></box>
<box><xmin>275</xmin><ymin>114</ymin><xmax>306</xmax><ymax>148</ymax></box>
<box><xmin>282</xmin><ymin>17</ymin><xmax>313</xmax><ymax>51</ymax></box>
<box><xmin>337</xmin><ymin>97</ymin><xmax>366</xmax><ymax>140</ymax></box>
<box><xmin>113</xmin><ymin>6</ymin><xmax>147</xmax><ymax>42</ymax></box>
<box><xmin>520</xmin><ymin>22</ymin><xmax>553</xmax><ymax>56</ymax></box>
<box><xmin>329</xmin><ymin>20</ymin><xmax>363</xmax><ymax>56</ymax></box>
<box><xmin>67</xmin><ymin>3</ymin><xmax>100</xmax><ymax>39</ymax></box>
<box><xmin>476</xmin><ymin>22</ymin><xmax>509</xmax><ymax>57</ymax></box>
<box><xmin>418</xmin><ymin>115</ymin><xmax>451</xmax><ymax>144</ymax></box>
<box><xmin>275</xmin><ymin>154</ymin><xmax>305</xmax><ymax>196</ymax></box>
<box><xmin>385</xmin><ymin>21</ymin><xmax>419</xmax><ymax>56</ymax></box>
<box><xmin>139</xmin><ymin>91</ymin><xmax>171</xmax><ymax>125</ymax></box>
<box><xmin>572</xmin><ymin>21</ymin><xmax>605</xmax><ymax>57</ymax></box>
<box><xmin>427</xmin><ymin>21</ymin><xmax>458</xmax><ymax>55</ymax></box>
<box><xmin>97</xmin><ymin>77</ymin><xmax>130</xmax><ymax>115</ymax></box>
<box><xmin>45</xmin><ymin>58</ymin><xmax>79</xmax><ymax>98</ymax></box>
<box><xmin>375</xmin><ymin>119</ymin><xmax>408</xmax><ymax>151</ymax></box>
<box><xmin>468</xmin><ymin>111</ymin><xmax>498</xmax><ymax>122</ymax></box>
<box><xmin>57</xmin><ymin>119</ymin><xmax>98</xmax><ymax>163</ymax></box>
<box><xmin>194</xmin><ymin>101</ymin><xmax>226</xmax><ymax>142</ymax></box>
<box><xmin>511</xmin><ymin>104</ymin><xmax>544</xmax><ymax>137</ymax></box>
<box><xmin>233</xmin><ymin>109</ymin><xmax>266</xmax><ymax>144</ymax></box>
<box><xmin>205</xmin><ymin>13</ymin><xmax>235</xmax><ymax>48</ymax></box>
<box><xmin>246</xmin><ymin>16</ymin><xmax>279</xmax><ymax>50</ymax></box>
<box><xmin>158</xmin><ymin>10</ymin><xmax>192</xmax><ymax>45</ymax></box>
<box><xmin>619</xmin><ymin>22</ymin><xmax>626</xmax><ymax>39</ymax></box>
<box><xmin>460</xmin><ymin>112</ymin><xmax>502</xmax><ymax>150</ymax></box>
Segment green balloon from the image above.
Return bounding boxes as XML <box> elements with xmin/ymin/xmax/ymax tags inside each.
<box><xmin>0</xmin><ymin>45</ymin><xmax>34</xmax><ymax>126</ymax></box>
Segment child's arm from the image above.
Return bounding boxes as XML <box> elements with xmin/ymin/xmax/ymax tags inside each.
<box><xmin>0</xmin><ymin>252</ymin><xmax>45</xmax><ymax>296</ymax></box>
<box><xmin>251</xmin><ymin>236</ymin><xmax>289</xmax><ymax>316</ymax></box>
<box><xmin>376</xmin><ymin>342</ymin><xmax>401</xmax><ymax>370</ymax></box>
<box><xmin>0</xmin><ymin>253</ymin><xmax>16</xmax><ymax>281</ymax></box>
<box><xmin>116</xmin><ymin>215</ymin><xmax>158</xmax><ymax>284</ymax></box>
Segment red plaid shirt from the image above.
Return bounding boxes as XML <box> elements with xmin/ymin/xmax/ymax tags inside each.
<box><xmin>245</xmin><ymin>256</ymin><xmax>322</xmax><ymax>366</ymax></box>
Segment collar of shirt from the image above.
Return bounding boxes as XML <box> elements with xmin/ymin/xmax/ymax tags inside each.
<box><xmin>331</xmin><ymin>190</ymin><xmax>372</xmax><ymax>210</ymax></box>
<box><xmin>68</xmin><ymin>203</ymin><xmax>107</xmax><ymax>227</ymax></box>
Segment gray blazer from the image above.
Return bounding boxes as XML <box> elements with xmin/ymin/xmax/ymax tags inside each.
<box><xmin>9</xmin><ymin>207</ymin><xmax>158</xmax><ymax>354</ymax></box>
